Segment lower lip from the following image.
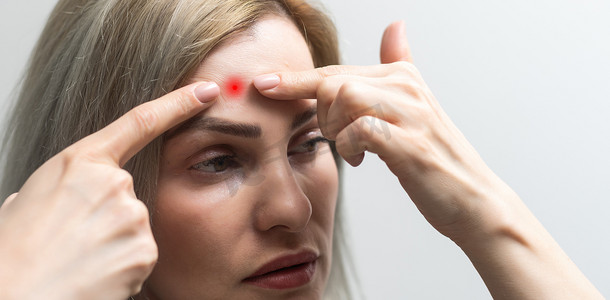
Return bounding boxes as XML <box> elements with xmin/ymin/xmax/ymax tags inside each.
<box><xmin>243</xmin><ymin>260</ymin><xmax>316</xmax><ymax>289</ymax></box>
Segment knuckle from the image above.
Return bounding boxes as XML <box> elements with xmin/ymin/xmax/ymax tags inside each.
<box><xmin>319</xmin><ymin>65</ymin><xmax>343</xmax><ymax>78</ymax></box>
<box><xmin>392</xmin><ymin>60</ymin><xmax>414</xmax><ymax>71</ymax></box>
<box><xmin>391</xmin><ymin>61</ymin><xmax>420</xmax><ymax>77</ymax></box>
<box><xmin>317</xmin><ymin>77</ymin><xmax>336</xmax><ymax>102</ymax></box>
<box><xmin>401</xmin><ymin>81</ymin><xmax>425</xmax><ymax>99</ymax></box>
<box><xmin>133</xmin><ymin>234</ymin><xmax>158</xmax><ymax>265</ymax></box>
<box><xmin>340</xmin><ymin>118</ymin><xmax>364</xmax><ymax>146</ymax></box>
<box><xmin>111</xmin><ymin>169</ymin><xmax>134</xmax><ymax>190</ymax></box>
<box><xmin>355</xmin><ymin>116</ymin><xmax>376</xmax><ymax>140</ymax></box>
<box><xmin>337</xmin><ymin>121</ymin><xmax>370</xmax><ymax>155</ymax></box>
<box><xmin>172</xmin><ymin>92</ymin><xmax>195</xmax><ymax>116</ymax></box>
<box><xmin>114</xmin><ymin>198</ymin><xmax>149</xmax><ymax>229</ymax></box>
<box><xmin>59</xmin><ymin>147</ymin><xmax>96</xmax><ymax>167</ymax></box>
<box><xmin>412</xmin><ymin>100</ymin><xmax>435</xmax><ymax>121</ymax></box>
<box><xmin>141</xmin><ymin>239</ymin><xmax>159</xmax><ymax>266</ymax></box>
<box><xmin>126</xmin><ymin>200</ymin><xmax>150</xmax><ymax>225</ymax></box>
<box><xmin>129</xmin><ymin>106</ymin><xmax>159</xmax><ymax>138</ymax></box>
<box><xmin>336</xmin><ymin>81</ymin><xmax>362</xmax><ymax>104</ymax></box>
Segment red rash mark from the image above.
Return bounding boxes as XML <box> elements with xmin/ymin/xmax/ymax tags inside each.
<box><xmin>224</xmin><ymin>76</ymin><xmax>245</xmax><ymax>98</ymax></box>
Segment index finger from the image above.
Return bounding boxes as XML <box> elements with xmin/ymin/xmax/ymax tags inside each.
<box><xmin>76</xmin><ymin>81</ymin><xmax>219</xmax><ymax>166</ymax></box>
<box><xmin>252</xmin><ymin>64</ymin><xmax>390</xmax><ymax>100</ymax></box>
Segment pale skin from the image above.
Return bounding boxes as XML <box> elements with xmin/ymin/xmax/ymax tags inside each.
<box><xmin>138</xmin><ymin>17</ymin><xmax>337</xmax><ymax>299</ymax></box>
<box><xmin>252</xmin><ymin>21</ymin><xmax>604</xmax><ymax>299</ymax></box>
<box><xmin>0</xmin><ymin>82</ymin><xmax>221</xmax><ymax>299</ymax></box>
<box><xmin>0</xmin><ymin>17</ymin><xmax>603</xmax><ymax>300</ymax></box>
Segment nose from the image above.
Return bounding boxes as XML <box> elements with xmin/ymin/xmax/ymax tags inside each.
<box><xmin>252</xmin><ymin>159</ymin><xmax>312</xmax><ymax>233</ymax></box>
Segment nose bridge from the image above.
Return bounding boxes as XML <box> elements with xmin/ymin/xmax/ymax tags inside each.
<box><xmin>252</xmin><ymin>156</ymin><xmax>312</xmax><ymax>233</ymax></box>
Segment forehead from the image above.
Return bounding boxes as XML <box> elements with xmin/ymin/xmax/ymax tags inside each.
<box><xmin>189</xmin><ymin>16</ymin><xmax>313</xmax><ymax>88</ymax></box>
<box><xmin>186</xmin><ymin>16</ymin><xmax>315</xmax><ymax>124</ymax></box>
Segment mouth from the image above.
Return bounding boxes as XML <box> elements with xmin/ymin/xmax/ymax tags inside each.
<box><xmin>243</xmin><ymin>251</ymin><xmax>318</xmax><ymax>290</ymax></box>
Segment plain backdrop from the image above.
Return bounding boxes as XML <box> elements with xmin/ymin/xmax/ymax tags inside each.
<box><xmin>1</xmin><ymin>1</ymin><xmax>609</xmax><ymax>299</ymax></box>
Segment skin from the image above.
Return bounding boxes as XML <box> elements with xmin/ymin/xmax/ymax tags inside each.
<box><xmin>138</xmin><ymin>17</ymin><xmax>338</xmax><ymax>299</ymax></box>
<box><xmin>0</xmin><ymin>80</ymin><xmax>219</xmax><ymax>300</ymax></box>
<box><xmin>253</xmin><ymin>21</ymin><xmax>604</xmax><ymax>300</ymax></box>
<box><xmin>0</xmin><ymin>16</ymin><xmax>603</xmax><ymax>300</ymax></box>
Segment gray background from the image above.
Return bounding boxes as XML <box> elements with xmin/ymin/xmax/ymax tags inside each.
<box><xmin>1</xmin><ymin>1</ymin><xmax>608</xmax><ymax>299</ymax></box>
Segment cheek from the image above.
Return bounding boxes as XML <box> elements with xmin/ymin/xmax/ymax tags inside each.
<box><xmin>154</xmin><ymin>181</ymin><xmax>233</xmax><ymax>245</ymax></box>
<box><xmin>299</xmin><ymin>149</ymin><xmax>339</xmax><ymax>232</ymax></box>
<box><xmin>147</xmin><ymin>175</ymin><xmax>250</xmax><ymax>296</ymax></box>
<box><xmin>153</xmin><ymin>178</ymin><xmax>251</xmax><ymax>259</ymax></box>
<box><xmin>299</xmin><ymin>149</ymin><xmax>339</xmax><ymax>286</ymax></box>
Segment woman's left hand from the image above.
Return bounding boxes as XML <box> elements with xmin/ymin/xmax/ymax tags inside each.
<box><xmin>252</xmin><ymin>21</ymin><xmax>509</xmax><ymax>241</ymax></box>
<box><xmin>253</xmin><ymin>21</ymin><xmax>605</xmax><ymax>299</ymax></box>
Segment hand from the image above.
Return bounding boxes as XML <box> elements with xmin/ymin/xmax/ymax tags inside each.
<box><xmin>0</xmin><ymin>82</ymin><xmax>219</xmax><ymax>300</ymax></box>
<box><xmin>254</xmin><ymin>22</ymin><xmax>604</xmax><ymax>299</ymax></box>
<box><xmin>253</xmin><ymin>21</ymin><xmax>507</xmax><ymax>240</ymax></box>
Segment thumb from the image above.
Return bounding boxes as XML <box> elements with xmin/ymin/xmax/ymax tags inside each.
<box><xmin>380</xmin><ymin>20</ymin><xmax>413</xmax><ymax>63</ymax></box>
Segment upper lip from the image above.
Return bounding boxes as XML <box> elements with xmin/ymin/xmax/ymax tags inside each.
<box><xmin>244</xmin><ymin>250</ymin><xmax>319</xmax><ymax>279</ymax></box>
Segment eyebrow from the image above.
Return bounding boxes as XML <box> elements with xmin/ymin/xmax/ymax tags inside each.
<box><xmin>166</xmin><ymin>106</ymin><xmax>317</xmax><ymax>140</ymax></box>
<box><xmin>290</xmin><ymin>106</ymin><xmax>317</xmax><ymax>131</ymax></box>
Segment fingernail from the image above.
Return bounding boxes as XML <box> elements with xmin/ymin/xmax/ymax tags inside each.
<box><xmin>194</xmin><ymin>82</ymin><xmax>219</xmax><ymax>103</ymax></box>
<box><xmin>253</xmin><ymin>74</ymin><xmax>280</xmax><ymax>90</ymax></box>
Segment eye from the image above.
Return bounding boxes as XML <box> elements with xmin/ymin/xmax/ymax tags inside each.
<box><xmin>190</xmin><ymin>155</ymin><xmax>237</xmax><ymax>173</ymax></box>
<box><xmin>289</xmin><ymin>136</ymin><xmax>329</xmax><ymax>156</ymax></box>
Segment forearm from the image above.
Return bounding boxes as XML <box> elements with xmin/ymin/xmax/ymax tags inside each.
<box><xmin>456</xmin><ymin>186</ymin><xmax>604</xmax><ymax>299</ymax></box>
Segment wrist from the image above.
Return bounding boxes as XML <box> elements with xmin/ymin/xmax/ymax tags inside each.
<box><xmin>449</xmin><ymin>185</ymin><xmax>604</xmax><ymax>299</ymax></box>
<box><xmin>430</xmin><ymin>168</ymin><xmax>529</xmax><ymax>250</ymax></box>
<box><xmin>451</xmin><ymin>185</ymin><xmax>531</xmax><ymax>250</ymax></box>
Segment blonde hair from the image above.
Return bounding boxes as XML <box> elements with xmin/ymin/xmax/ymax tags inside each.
<box><xmin>0</xmin><ymin>0</ymin><xmax>358</xmax><ymax>298</ymax></box>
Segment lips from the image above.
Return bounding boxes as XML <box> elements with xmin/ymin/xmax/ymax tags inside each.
<box><xmin>243</xmin><ymin>251</ymin><xmax>318</xmax><ymax>289</ymax></box>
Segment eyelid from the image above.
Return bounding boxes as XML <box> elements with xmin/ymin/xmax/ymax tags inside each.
<box><xmin>186</xmin><ymin>146</ymin><xmax>234</xmax><ymax>164</ymax></box>
<box><xmin>190</xmin><ymin>154</ymin><xmax>237</xmax><ymax>173</ymax></box>
<box><xmin>289</xmin><ymin>128</ymin><xmax>323</xmax><ymax>147</ymax></box>
<box><xmin>185</xmin><ymin>145</ymin><xmax>251</xmax><ymax>175</ymax></box>
<box><xmin>288</xmin><ymin>128</ymin><xmax>329</xmax><ymax>154</ymax></box>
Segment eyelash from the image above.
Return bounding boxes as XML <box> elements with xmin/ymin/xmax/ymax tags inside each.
<box><xmin>190</xmin><ymin>154</ymin><xmax>237</xmax><ymax>173</ymax></box>
<box><xmin>189</xmin><ymin>136</ymin><xmax>330</xmax><ymax>174</ymax></box>
<box><xmin>287</xmin><ymin>136</ymin><xmax>329</xmax><ymax>155</ymax></box>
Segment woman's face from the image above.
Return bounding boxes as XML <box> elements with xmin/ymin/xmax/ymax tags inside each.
<box><xmin>140</xmin><ymin>16</ymin><xmax>339</xmax><ymax>299</ymax></box>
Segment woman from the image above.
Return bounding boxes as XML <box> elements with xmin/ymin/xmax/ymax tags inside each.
<box><xmin>0</xmin><ymin>0</ymin><xmax>603</xmax><ymax>299</ymax></box>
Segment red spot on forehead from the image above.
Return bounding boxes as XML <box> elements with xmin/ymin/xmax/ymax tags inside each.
<box><xmin>224</xmin><ymin>76</ymin><xmax>245</xmax><ymax>98</ymax></box>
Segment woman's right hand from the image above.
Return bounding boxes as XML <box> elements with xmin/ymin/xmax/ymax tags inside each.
<box><xmin>0</xmin><ymin>82</ymin><xmax>219</xmax><ymax>300</ymax></box>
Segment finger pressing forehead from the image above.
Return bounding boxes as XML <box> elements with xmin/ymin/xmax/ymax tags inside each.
<box><xmin>253</xmin><ymin>64</ymin><xmax>392</xmax><ymax>100</ymax></box>
<box><xmin>77</xmin><ymin>82</ymin><xmax>219</xmax><ymax>167</ymax></box>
